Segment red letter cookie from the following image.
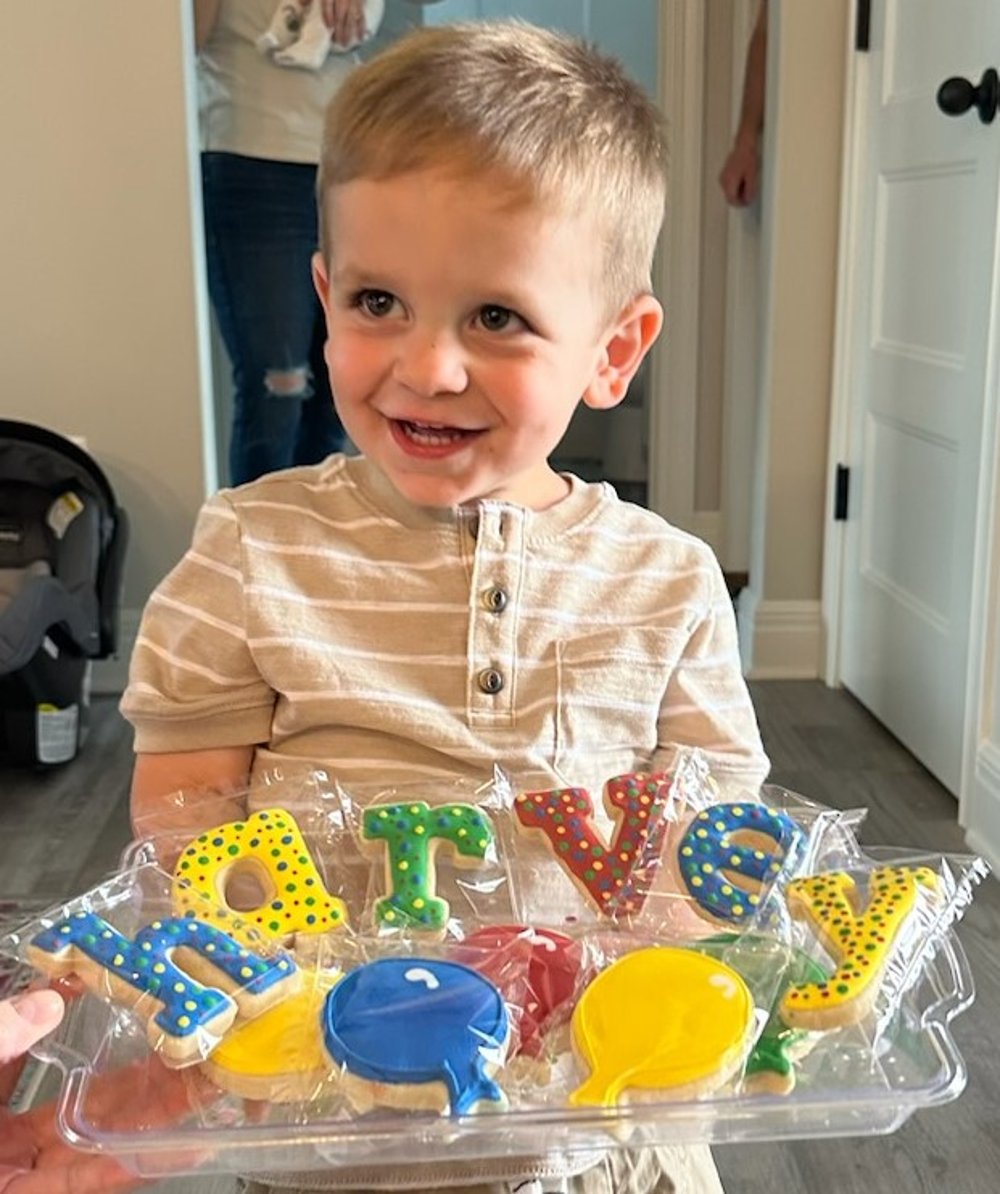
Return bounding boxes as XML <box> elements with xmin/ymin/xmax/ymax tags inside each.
<box><xmin>514</xmin><ymin>773</ymin><xmax>671</xmax><ymax>915</ymax></box>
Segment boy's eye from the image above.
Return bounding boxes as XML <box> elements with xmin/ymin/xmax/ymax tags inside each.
<box><xmin>477</xmin><ymin>304</ymin><xmax>523</xmax><ymax>332</ymax></box>
<box><xmin>356</xmin><ymin>289</ymin><xmax>397</xmax><ymax>317</ymax></box>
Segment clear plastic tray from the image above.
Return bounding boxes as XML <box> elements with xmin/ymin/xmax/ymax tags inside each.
<box><xmin>13</xmin><ymin>884</ymin><xmax>974</xmax><ymax>1181</ymax></box>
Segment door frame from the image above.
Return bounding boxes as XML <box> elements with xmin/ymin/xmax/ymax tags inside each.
<box><xmin>822</xmin><ymin>0</ymin><xmax>1000</xmax><ymax>839</ymax></box>
<box><xmin>649</xmin><ymin>1</ymin><xmax>706</xmax><ymax>536</ymax></box>
<box><xmin>821</xmin><ymin>0</ymin><xmax>868</xmax><ymax>687</ymax></box>
<box><xmin>652</xmin><ymin>0</ymin><xmax>759</xmax><ymax>566</ymax></box>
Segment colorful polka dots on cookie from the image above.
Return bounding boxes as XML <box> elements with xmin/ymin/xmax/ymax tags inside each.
<box><xmin>172</xmin><ymin>808</ymin><xmax>348</xmax><ymax>946</ymax></box>
<box><xmin>676</xmin><ymin>803</ymin><xmax>804</xmax><ymax>925</ymax></box>
<box><xmin>514</xmin><ymin>773</ymin><xmax>672</xmax><ymax>915</ymax></box>
<box><xmin>27</xmin><ymin>912</ymin><xmax>298</xmax><ymax>1064</ymax></box>
<box><xmin>780</xmin><ymin>865</ymin><xmax>937</xmax><ymax>1030</ymax></box>
<box><xmin>362</xmin><ymin>801</ymin><xmax>495</xmax><ymax>931</ymax></box>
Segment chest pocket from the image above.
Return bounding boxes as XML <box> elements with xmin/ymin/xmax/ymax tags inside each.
<box><xmin>553</xmin><ymin>627</ymin><xmax>687</xmax><ymax>777</ymax></box>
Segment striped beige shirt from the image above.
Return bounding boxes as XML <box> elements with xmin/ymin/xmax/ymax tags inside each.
<box><xmin>121</xmin><ymin>454</ymin><xmax>769</xmax><ymax>802</ymax></box>
<box><xmin>120</xmin><ymin>453</ymin><xmax>760</xmax><ymax>1191</ymax></box>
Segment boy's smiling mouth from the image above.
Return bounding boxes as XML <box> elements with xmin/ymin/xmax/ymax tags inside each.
<box><xmin>392</xmin><ymin>418</ymin><xmax>483</xmax><ymax>452</ymax></box>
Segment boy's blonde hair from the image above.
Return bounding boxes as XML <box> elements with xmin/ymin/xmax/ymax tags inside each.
<box><xmin>319</xmin><ymin>21</ymin><xmax>668</xmax><ymax>315</ymax></box>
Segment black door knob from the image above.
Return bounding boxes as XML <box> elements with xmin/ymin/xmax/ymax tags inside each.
<box><xmin>936</xmin><ymin>67</ymin><xmax>999</xmax><ymax>124</ymax></box>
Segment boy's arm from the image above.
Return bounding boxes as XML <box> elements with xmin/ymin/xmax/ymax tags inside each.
<box><xmin>653</xmin><ymin>560</ymin><xmax>769</xmax><ymax>794</ymax></box>
<box><xmin>130</xmin><ymin>746</ymin><xmax>254</xmax><ymax>846</ymax></box>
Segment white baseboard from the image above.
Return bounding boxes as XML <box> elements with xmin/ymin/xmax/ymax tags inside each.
<box><xmin>738</xmin><ymin>597</ymin><xmax>824</xmax><ymax>679</ymax></box>
<box><xmin>91</xmin><ymin>607</ymin><xmax>141</xmax><ymax>695</ymax></box>
<box><xmin>963</xmin><ymin>742</ymin><xmax>1000</xmax><ymax>872</ymax></box>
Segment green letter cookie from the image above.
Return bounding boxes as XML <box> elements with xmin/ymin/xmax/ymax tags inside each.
<box><xmin>362</xmin><ymin>802</ymin><xmax>494</xmax><ymax>931</ymax></box>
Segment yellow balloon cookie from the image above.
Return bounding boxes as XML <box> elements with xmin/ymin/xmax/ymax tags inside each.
<box><xmin>569</xmin><ymin>946</ymin><xmax>755</xmax><ymax>1107</ymax></box>
<box><xmin>202</xmin><ymin>968</ymin><xmax>341</xmax><ymax>1102</ymax></box>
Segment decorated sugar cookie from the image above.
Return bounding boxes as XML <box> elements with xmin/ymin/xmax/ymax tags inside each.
<box><xmin>322</xmin><ymin>957</ymin><xmax>509</xmax><ymax>1115</ymax></box>
<box><xmin>780</xmin><ymin>865</ymin><xmax>937</xmax><ymax>1030</ymax></box>
<box><xmin>675</xmin><ymin>802</ymin><xmax>804</xmax><ymax>926</ymax></box>
<box><xmin>450</xmin><ymin>925</ymin><xmax>584</xmax><ymax>1062</ymax></box>
<box><xmin>692</xmin><ymin>933</ymin><xmax>828</xmax><ymax>1094</ymax></box>
<box><xmin>568</xmin><ymin>946</ymin><xmax>755</xmax><ymax>1107</ymax></box>
<box><xmin>172</xmin><ymin>808</ymin><xmax>348</xmax><ymax>947</ymax></box>
<box><xmin>202</xmin><ymin>968</ymin><xmax>341</xmax><ymax>1101</ymax></box>
<box><xmin>361</xmin><ymin>801</ymin><xmax>494</xmax><ymax>932</ymax></box>
<box><xmin>27</xmin><ymin>912</ymin><xmax>299</xmax><ymax>1066</ymax></box>
<box><xmin>514</xmin><ymin>772</ymin><xmax>672</xmax><ymax>915</ymax></box>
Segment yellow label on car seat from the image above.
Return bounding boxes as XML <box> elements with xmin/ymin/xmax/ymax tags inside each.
<box><xmin>46</xmin><ymin>491</ymin><xmax>83</xmax><ymax>540</ymax></box>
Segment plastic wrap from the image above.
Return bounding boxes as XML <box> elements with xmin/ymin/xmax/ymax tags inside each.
<box><xmin>0</xmin><ymin>756</ymin><xmax>989</xmax><ymax>1181</ymax></box>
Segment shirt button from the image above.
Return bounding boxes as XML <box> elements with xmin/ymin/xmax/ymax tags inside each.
<box><xmin>482</xmin><ymin>586</ymin><xmax>508</xmax><ymax>613</ymax></box>
<box><xmin>477</xmin><ymin>667</ymin><xmax>505</xmax><ymax>695</ymax></box>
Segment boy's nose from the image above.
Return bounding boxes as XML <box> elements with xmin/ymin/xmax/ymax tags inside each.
<box><xmin>393</xmin><ymin>329</ymin><xmax>468</xmax><ymax>397</ymax></box>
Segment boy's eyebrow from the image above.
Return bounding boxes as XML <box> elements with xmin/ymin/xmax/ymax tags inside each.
<box><xmin>328</xmin><ymin>263</ymin><xmax>386</xmax><ymax>290</ymax></box>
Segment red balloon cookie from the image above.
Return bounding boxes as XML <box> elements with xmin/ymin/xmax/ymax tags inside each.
<box><xmin>451</xmin><ymin>925</ymin><xmax>584</xmax><ymax>1059</ymax></box>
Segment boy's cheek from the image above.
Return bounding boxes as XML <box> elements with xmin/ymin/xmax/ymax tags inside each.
<box><xmin>325</xmin><ymin>336</ymin><xmax>376</xmax><ymax>396</ymax></box>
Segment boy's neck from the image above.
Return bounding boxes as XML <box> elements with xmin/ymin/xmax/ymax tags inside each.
<box><xmin>344</xmin><ymin>456</ymin><xmax>591</xmax><ymax>526</ymax></box>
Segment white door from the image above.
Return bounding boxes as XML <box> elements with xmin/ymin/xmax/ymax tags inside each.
<box><xmin>838</xmin><ymin>0</ymin><xmax>1000</xmax><ymax>793</ymax></box>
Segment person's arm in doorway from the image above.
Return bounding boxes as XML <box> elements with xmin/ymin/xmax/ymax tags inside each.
<box><xmin>192</xmin><ymin>0</ymin><xmax>223</xmax><ymax>52</ymax></box>
<box><xmin>719</xmin><ymin>0</ymin><xmax>768</xmax><ymax>207</ymax></box>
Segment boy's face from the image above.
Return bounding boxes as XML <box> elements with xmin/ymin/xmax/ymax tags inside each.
<box><xmin>313</xmin><ymin>168</ymin><xmax>661</xmax><ymax>510</ymax></box>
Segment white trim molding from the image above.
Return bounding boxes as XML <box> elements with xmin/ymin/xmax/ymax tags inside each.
<box><xmin>738</xmin><ymin>597</ymin><xmax>824</xmax><ymax>680</ymax></box>
<box><xmin>964</xmin><ymin>742</ymin><xmax>1000</xmax><ymax>872</ymax></box>
<box><xmin>821</xmin><ymin>1</ymin><xmax>869</xmax><ymax>686</ymax></box>
<box><xmin>648</xmin><ymin>1</ymin><xmax>704</xmax><ymax>527</ymax></box>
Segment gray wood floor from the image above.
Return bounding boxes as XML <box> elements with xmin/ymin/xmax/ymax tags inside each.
<box><xmin>1</xmin><ymin>681</ymin><xmax>997</xmax><ymax>1193</ymax></box>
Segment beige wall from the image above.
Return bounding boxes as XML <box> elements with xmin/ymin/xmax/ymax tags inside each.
<box><xmin>1</xmin><ymin>1</ymin><xmax>213</xmax><ymax>685</ymax></box>
<box><xmin>762</xmin><ymin>0</ymin><xmax>845</xmax><ymax>597</ymax></box>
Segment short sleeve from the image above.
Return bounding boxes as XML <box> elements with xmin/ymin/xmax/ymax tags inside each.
<box><xmin>652</xmin><ymin>551</ymin><xmax>769</xmax><ymax>795</ymax></box>
<box><xmin>120</xmin><ymin>493</ymin><xmax>276</xmax><ymax>752</ymax></box>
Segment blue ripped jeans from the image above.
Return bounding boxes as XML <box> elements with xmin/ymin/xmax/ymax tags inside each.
<box><xmin>202</xmin><ymin>151</ymin><xmax>345</xmax><ymax>486</ymax></box>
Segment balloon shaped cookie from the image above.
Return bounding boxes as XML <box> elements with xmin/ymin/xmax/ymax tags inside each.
<box><xmin>450</xmin><ymin>925</ymin><xmax>584</xmax><ymax>1060</ymax></box>
<box><xmin>202</xmin><ymin>968</ymin><xmax>341</xmax><ymax>1102</ymax></box>
<box><xmin>322</xmin><ymin>957</ymin><xmax>509</xmax><ymax>1115</ymax></box>
<box><xmin>569</xmin><ymin>946</ymin><xmax>754</xmax><ymax>1107</ymax></box>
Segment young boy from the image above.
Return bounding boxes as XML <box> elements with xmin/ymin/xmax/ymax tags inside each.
<box><xmin>122</xmin><ymin>20</ymin><xmax>768</xmax><ymax>1194</ymax></box>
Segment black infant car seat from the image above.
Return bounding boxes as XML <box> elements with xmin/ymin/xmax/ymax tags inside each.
<box><xmin>0</xmin><ymin>420</ymin><xmax>128</xmax><ymax>765</ymax></box>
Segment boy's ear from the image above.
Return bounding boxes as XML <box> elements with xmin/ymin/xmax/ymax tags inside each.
<box><xmin>312</xmin><ymin>251</ymin><xmax>331</xmax><ymax>314</ymax></box>
<box><xmin>583</xmin><ymin>294</ymin><xmax>664</xmax><ymax>411</ymax></box>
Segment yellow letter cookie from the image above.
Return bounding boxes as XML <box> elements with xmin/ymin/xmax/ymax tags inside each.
<box><xmin>780</xmin><ymin>864</ymin><xmax>937</xmax><ymax>1030</ymax></box>
<box><xmin>173</xmin><ymin>808</ymin><xmax>348</xmax><ymax>947</ymax></box>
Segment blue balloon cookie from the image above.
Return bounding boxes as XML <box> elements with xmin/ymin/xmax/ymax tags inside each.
<box><xmin>322</xmin><ymin>957</ymin><xmax>508</xmax><ymax>1115</ymax></box>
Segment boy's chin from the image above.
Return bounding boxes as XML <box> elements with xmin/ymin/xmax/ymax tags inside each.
<box><xmin>382</xmin><ymin>467</ymin><xmax>483</xmax><ymax>510</ymax></box>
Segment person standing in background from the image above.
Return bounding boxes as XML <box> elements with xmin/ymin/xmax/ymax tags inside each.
<box><xmin>719</xmin><ymin>0</ymin><xmax>767</xmax><ymax>207</ymax></box>
<box><xmin>195</xmin><ymin>0</ymin><xmax>381</xmax><ymax>485</ymax></box>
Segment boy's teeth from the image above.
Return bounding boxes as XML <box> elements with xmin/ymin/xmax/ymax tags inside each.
<box><xmin>402</xmin><ymin>420</ymin><xmax>466</xmax><ymax>445</ymax></box>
